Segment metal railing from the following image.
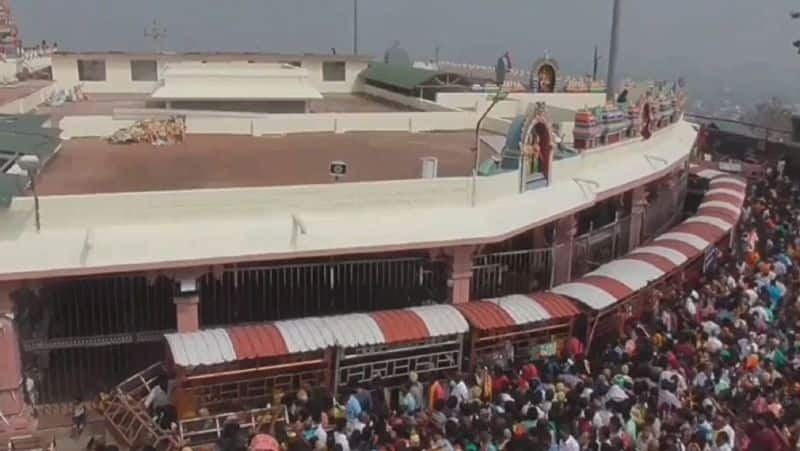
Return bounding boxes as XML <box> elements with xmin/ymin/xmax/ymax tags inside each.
<box><xmin>572</xmin><ymin>216</ymin><xmax>631</xmax><ymax>278</ymax></box>
<box><xmin>471</xmin><ymin>248</ymin><xmax>553</xmax><ymax>298</ymax></box>
<box><xmin>200</xmin><ymin>257</ymin><xmax>448</xmax><ymax>326</ymax></box>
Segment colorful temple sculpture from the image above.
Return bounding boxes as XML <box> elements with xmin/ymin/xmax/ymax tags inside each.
<box><xmin>573</xmin><ymin>79</ymin><xmax>686</xmax><ymax>150</ymax></box>
<box><xmin>627</xmin><ymin>103</ymin><xmax>642</xmax><ymax>138</ymax></box>
<box><xmin>572</xmin><ymin>109</ymin><xmax>602</xmax><ymax>150</ymax></box>
<box><xmin>529</xmin><ymin>56</ymin><xmax>560</xmax><ymax>93</ymax></box>
<box><xmin>479</xmin><ymin>102</ymin><xmax>554</xmax><ymax>189</ymax></box>
<box><xmin>598</xmin><ymin>103</ymin><xmax>629</xmax><ymax>145</ymax></box>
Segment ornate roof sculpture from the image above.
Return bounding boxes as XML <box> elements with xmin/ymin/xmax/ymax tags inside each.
<box><xmin>564</xmin><ymin>76</ymin><xmax>606</xmax><ymax>93</ymax></box>
<box><xmin>530</xmin><ymin>56</ymin><xmax>560</xmax><ymax>93</ymax></box>
<box><xmin>573</xmin><ymin>109</ymin><xmax>602</xmax><ymax>150</ymax></box>
<box><xmin>480</xmin><ymin>102</ymin><xmax>556</xmax><ymax>184</ymax></box>
<box><xmin>519</xmin><ymin>101</ymin><xmax>555</xmax><ymax>188</ymax></box>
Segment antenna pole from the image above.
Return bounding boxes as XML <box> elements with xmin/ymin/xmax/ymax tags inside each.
<box><xmin>353</xmin><ymin>0</ymin><xmax>359</xmax><ymax>55</ymax></box>
<box><xmin>606</xmin><ymin>0</ymin><xmax>622</xmax><ymax>102</ymax></box>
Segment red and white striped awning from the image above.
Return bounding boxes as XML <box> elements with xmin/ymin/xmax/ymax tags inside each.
<box><xmin>165</xmin><ymin>304</ymin><xmax>469</xmax><ymax>368</ymax></box>
<box><xmin>456</xmin><ymin>292</ymin><xmax>581</xmax><ymax>332</ymax></box>
<box><xmin>552</xmin><ymin>174</ymin><xmax>746</xmax><ymax>311</ymax></box>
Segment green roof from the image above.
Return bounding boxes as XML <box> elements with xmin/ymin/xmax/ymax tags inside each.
<box><xmin>362</xmin><ymin>63</ymin><xmax>450</xmax><ymax>91</ymax></box>
<box><xmin>0</xmin><ymin>114</ymin><xmax>61</xmax><ymax>208</ymax></box>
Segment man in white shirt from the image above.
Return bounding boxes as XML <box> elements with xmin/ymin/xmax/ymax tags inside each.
<box><xmin>333</xmin><ymin>418</ymin><xmax>351</xmax><ymax>451</ymax></box>
<box><xmin>450</xmin><ymin>376</ymin><xmax>469</xmax><ymax>406</ymax></box>
<box><xmin>713</xmin><ymin>416</ymin><xmax>735</xmax><ymax>449</ymax></box>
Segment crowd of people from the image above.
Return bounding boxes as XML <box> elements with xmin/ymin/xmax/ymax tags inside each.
<box><xmin>142</xmin><ymin>164</ymin><xmax>796</xmax><ymax>451</ymax></box>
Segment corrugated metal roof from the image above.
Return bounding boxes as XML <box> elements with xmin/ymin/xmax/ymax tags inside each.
<box><xmin>531</xmin><ymin>292</ymin><xmax>582</xmax><ymax>318</ymax></box>
<box><xmin>697</xmin><ymin>206</ymin><xmax>740</xmax><ymax>224</ymax></box>
<box><xmin>370</xmin><ymin>309</ymin><xmax>430</xmax><ymax>344</ymax></box>
<box><xmin>275</xmin><ymin>317</ymin><xmax>338</xmax><ymax>354</ymax></box>
<box><xmin>456</xmin><ymin>293</ymin><xmax>579</xmax><ymax>332</ymax></box>
<box><xmin>165</xmin><ymin>329</ymin><xmax>237</xmax><ymax>367</ymax></box>
<box><xmin>552</xmin><ymin>282</ymin><xmax>620</xmax><ymax>310</ymax></box>
<box><xmin>407</xmin><ymin>305</ymin><xmax>469</xmax><ymax>338</ymax></box>
<box><xmin>589</xmin><ymin>260</ymin><xmax>665</xmax><ymax>290</ymax></box>
<box><xmin>361</xmin><ymin>63</ymin><xmax>456</xmax><ymax>91</ymax></box>
<box><xmin>578</xmin><ymin>275</ymin><xmax>634</xmax><ymax>299</ymax></box>
<box><xmin>490</xmin><ymin>294</ymin><xmax>553</xmax><ymax>325</ymax></box>
<box><xmin>227</xmin><ymin>324</ymin><xmax>289</xmax><ymax>360</ymax></box>
<box><xmin>671</xmin><ymin>222</ymin><xmax>726</xmax><ymax>243</ymax></box>
<box><xmin>320</xmin><ymin>314</ymin><xmax>385</xmax><ymax>349</ymax></box>
<box><xmin>699</xmin><ymin>200</ymin><xmax>741</xmax><ymax>215</ymax></box>
<box><xmin>705</xmin><ymin>192</ymin><xmax>745</xmax><ymax>207</ymax></box>
<box><xmin>623</xmin><ymin>252</ymin><xmax>677</xmax><ymax>273</ymax></box>
<box><xmin>710</xmin><ymin>176</ymin><xmax>746</xmax><ymax>188</ymax></box>
<box><xmin>684</xmin><ymin>215</ymin><xmax>733</xmax><ymax>232</ymax></box>
<box><xmin>652</xmin><ymin>238</ymin><xmax>704</xmax><ymax>258</ymax></box>
<box><xmin>456</xmin><ymin>301</ymin><xmax>516</xmax><ymax>331</ymax></box>
<box><xmin>709</xmin><ymin>182</ymin><xmax>746</xmax><ymax>194</ymax></box>
<box><xmin>629</xmin><ymin>245</ymin><xmax>689</xmax><ymax>265</ymax></box>
<box><xmin>656</xmin><ymin>232</ymin><xmax>710</xmax><ymax>251</ymax></box>
<box><xmin>706</xmin><ymin>188</ymin><xmax>745</xmax><ymax>200</ymax></box>
<box><xmin>0</xmin><ymin>114</ymin><xmax>62</xmax><ymax>208</ymax></box>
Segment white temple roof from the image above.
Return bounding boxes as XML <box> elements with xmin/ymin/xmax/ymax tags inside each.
<box><xmin>0</xmin><ymin>121</ymin><xmax>696</xmax><ymax>280</ymax></box>
<box><xmin>151</xmin><ymin>62</ymin><xmax>323</xmax><ymax>101</ymax></box>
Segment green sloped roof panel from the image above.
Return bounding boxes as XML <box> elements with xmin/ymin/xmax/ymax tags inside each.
<box><xmin>361</xmin><ymin>63</ymin><xmax>448</xmax><ymax>91</ymax></box>
<box><xmin>0</xmin><ymin>114</ymin><xmax>62</xmax><ymax>209</ymax></box>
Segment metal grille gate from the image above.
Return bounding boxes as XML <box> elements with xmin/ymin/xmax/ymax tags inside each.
<box><xmin>572</xmin><ymin>216</ymin><xmax>631</xmax><ymax>279</ymax></box>
<box><xmin>471</xmin><ymin>248</ymin><xmax>553</xmax><ymax>299</ymax></box>
<box><xmin>16</xmin><ymin>276</ymin><xmax>177</xmax><ymax>407</ymax></box>
<box><xmin>643</xmin><ymin>175</ymin><xmax>687</xmax><ymax>240</ymax></box>
<box><xmin>200</xmin><ymin>257</ymin><xmax>448</xmax><ymax>326</ymax></box>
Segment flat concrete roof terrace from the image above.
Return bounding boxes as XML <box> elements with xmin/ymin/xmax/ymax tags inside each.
<box><xmin>35</xmin><ymin>131</ymin><xmax>478</xmax><ymax>195</ymax></box>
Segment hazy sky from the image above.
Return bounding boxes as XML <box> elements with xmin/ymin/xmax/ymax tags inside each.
<box><xmin>14</xmin><ymin>0</ymin><xmax>800</xmax><ymax>108</ymax></box>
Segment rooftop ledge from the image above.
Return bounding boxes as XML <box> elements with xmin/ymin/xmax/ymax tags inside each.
<box><xmin>0</xmin><ymin>121</ymin><xmax>696</xmax><ymax>281</ymax></box>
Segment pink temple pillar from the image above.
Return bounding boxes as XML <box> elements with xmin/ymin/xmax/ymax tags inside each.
<box><xmin>628</xmin><ymin>186</ymin><xmax>648</xmax><ymax>251</ymax></box>
<box><xmin>447</xmin><ymin>245</ymin><xmax>476</xmax><ymax>304</ymax></box>
<box><xmin>552</xmin><ymin>215</ymin><xmax>577</xmax><ymax>286</ymax></box>
<box><xmin>0</xmin><ymin>283</ymin><xmax>36</xmax><ymax>436</ymax></box>
<box><xmin>532</xmin><ymin>226</ymin><xmax>548</xmax><ymax>249</ymax></box>
<box><xmin>175</xmin><ymin>278</ymin><xmax>200</xmax><ymax>333</ymax></box>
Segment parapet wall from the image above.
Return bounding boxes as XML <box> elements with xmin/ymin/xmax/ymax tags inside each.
<box><xmin>58</xmin><ymin>111</ymin><xmax>480</xmax><ymax>139</ymax></box>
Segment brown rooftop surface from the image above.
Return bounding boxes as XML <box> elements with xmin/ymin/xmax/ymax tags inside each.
<box><xmin>0</xmin><ymin>80</ymin><xmax>52</xmax><ymax>106</ymax></box>
<box><xmin>36</xmin><ymin>131</ymin><xmax>477</xmax><ymax>195</ymax></box>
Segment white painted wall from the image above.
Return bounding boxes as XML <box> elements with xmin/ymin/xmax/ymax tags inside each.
<box><xmin>51</xmin><ymin>54</ymin><xmax>370</xmax><ymax>95</ymax></box>
<box><xmin>436</xmin><ymin>92</ymin><xmax>606</xmax><ymax>114</ymax></box>
<box><xmin>51</xmin><ymin>55</ymin><xmax>161</xmax><ymax>94</ymax></box>
<box><xmin>62</xmin><ymin>111</ymin><xmax>478</xmax><ymax>138</ymax></box>
<box><xmin>5</xmin><ymin>176</ymin><xmax>477</xmax><ymax>230</ymax></box>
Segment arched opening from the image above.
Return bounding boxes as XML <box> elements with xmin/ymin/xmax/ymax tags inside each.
<box><xmin>537</xmin><ymin>64</ymin><xmax>556</xmax><ymax>93</ymax></box>
<box><xmin>532</xmin><ymin>122</ymin><xmax>552</xmax><ymax>178</ymax></box>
